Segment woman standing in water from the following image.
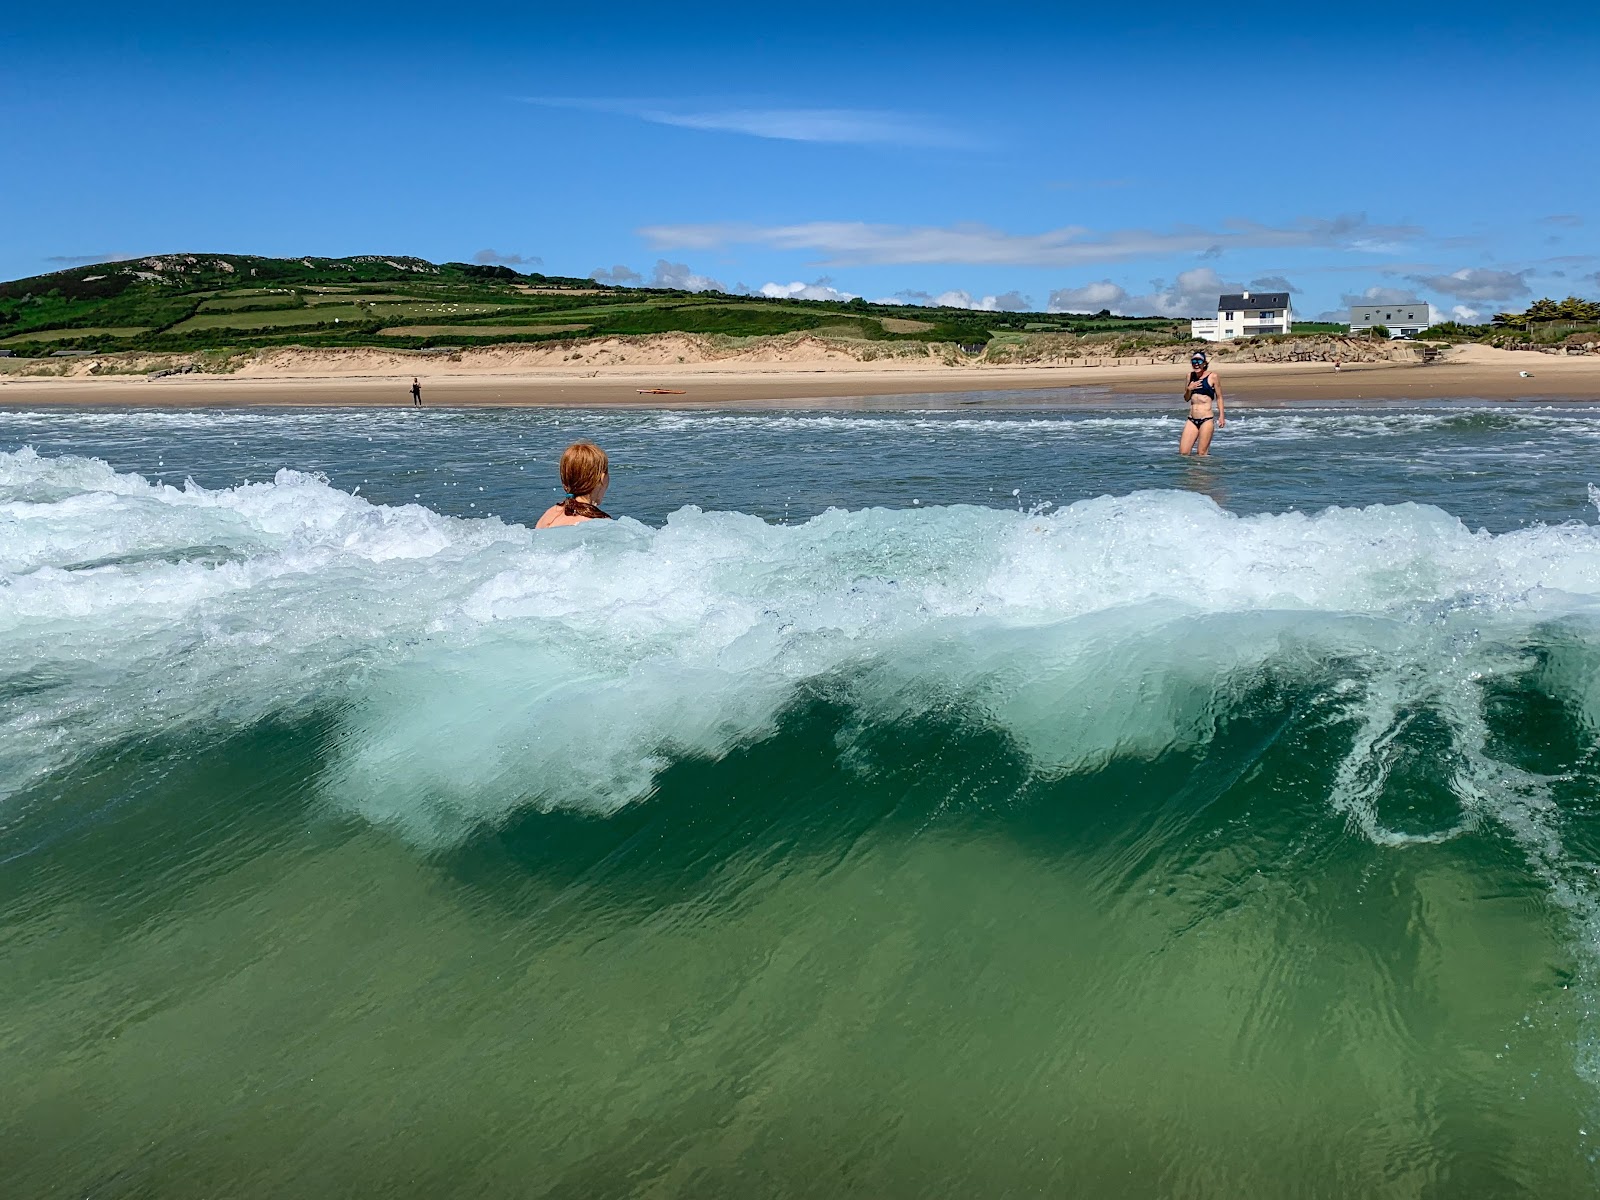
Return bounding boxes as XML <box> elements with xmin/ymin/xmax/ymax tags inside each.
<box><xmin>536</xmin><ymin>440</ymin><xmax>614</xmax><ymax>528</ymax></box>
<box><xmin>1180</xmin><ymin>349</ymin><xmax>1225</xmax><ymax>455</ymax></box>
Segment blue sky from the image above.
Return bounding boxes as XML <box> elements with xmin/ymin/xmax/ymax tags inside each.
<box><xmin>1</xmin><ymin>2</ymin><xmax>1593</xmax><ymax>319</ymax></box>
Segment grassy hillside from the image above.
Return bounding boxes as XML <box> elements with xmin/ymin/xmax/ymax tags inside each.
<box><xmin>0</xmin><ymin>254</ymin><xmax>1189</xmax><ymax>355</ymax></box>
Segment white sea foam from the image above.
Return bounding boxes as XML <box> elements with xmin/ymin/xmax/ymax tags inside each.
<box><xmin>6</xmin><ymin>446</ymin><xmax>1600</xmax><ymax>851</ymax></box>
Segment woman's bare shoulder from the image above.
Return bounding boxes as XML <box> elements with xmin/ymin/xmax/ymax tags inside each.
<box><xmin>535</xmin><ymin>505</ymin><xmax>570</xmax><ymax>529</ymax></box>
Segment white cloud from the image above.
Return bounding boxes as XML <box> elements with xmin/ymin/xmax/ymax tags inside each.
<box><xmin>1451</xmin><ymin>305</ymin><xmax>1484</xmax><ymax>323</ymax></box>
<box><xmin>897</xmin><ymin>289</ymin><xmax>1032</xmax><ymax>311</ymax></box>
<box><xmin>1407</xmin><ymin>267</ymin><xmax>1532</xmax><ymax>302</ymax></box>
<box><xmin>1047</xmin><ymin>281</ymin><xmax>1130</xmax><ymax>313</ymax></box>
<box><xmin>1050</xmin><ymin>268</ymin><xmax>1255</xmax><ymax>318</ymax></box>
<box><xmin>759</xmin><ymin>278</ymin><xmax>858</xmax><ymax>302</ymax></box>
<box><xmin>1126</xmin><ymin>268</ymin><xmax>1249</xmax><ymax>318</ymax></box>
<box><xmin>649</xmin><ymin>260</ymin><xmax>725</xmax><ymax>292</ymax></box>
<box><xmin>520</xmin><ymin>97</ymin><xmax>962</xmax><ymax>147</ymax></box>
<box><xmin>473</xmin><ymin>249</ymin><xmax>542</xmax><ymax>266</ymax></box>
<box><xmin>587</xmin><ymin>261</ymin><xmax>725</xmax><ymax>291</ymax></box>
<box><xmin>590</xmin><ymin>264</ymin><xmax>643</xmax><ymax>286</ymax></box>
<box><xmin>640</xmin><ymin>215</ymin><xmax>1419</xmax><ymax>268</ymax></box>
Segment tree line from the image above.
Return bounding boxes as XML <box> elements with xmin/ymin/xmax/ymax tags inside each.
<box><xmin>1492</xmin><ymin>296</ymin><xmax>1600</xmax><ymax>328</ymax></box>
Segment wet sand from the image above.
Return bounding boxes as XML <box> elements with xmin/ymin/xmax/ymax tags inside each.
<box><xmin>1</xmin><ymin>351</ymin><xmax>1595</xmax><ymax>408</ymax></box>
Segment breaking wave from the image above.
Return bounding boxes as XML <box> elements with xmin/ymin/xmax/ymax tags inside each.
<box><xmin>5</xmin><ymin>444</ymin><xmax>1600</xmax><ymax>855</ymax></box>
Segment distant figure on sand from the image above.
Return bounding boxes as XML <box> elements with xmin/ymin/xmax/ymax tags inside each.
<box><xmin>410</xmin><ymin>378</ymin><xmax>422</xmax><ymax>407</ymax></box>
<box><xmin>1180</xmin><ymin>350</ymin><xmax>1225</xmax><ymax>456</ymax></box>
<box><xmin>536</xmin><ymin>441</ymin><xmax>614</xmax><ymax>528</ymax></box>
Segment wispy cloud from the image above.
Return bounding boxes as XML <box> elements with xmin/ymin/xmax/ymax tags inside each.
<box><xmin>1540</xmin><ymin>214</ymin><xmax>1584</xmax><ymax>228</ymax></box>
<box><xmin>520</xmin><ymin>97</ymin><xmax>964</xmax><ymax>147</ymax></box>
<box><xmin>639</xmin><ymin>215</ymin><xmax>1421</xmax><ymax>268</ymax></box>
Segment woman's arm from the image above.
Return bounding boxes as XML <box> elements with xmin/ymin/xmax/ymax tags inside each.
<box><xmin>1212</xmin><ymin>373</ymin><xmax>1225</xmax><ymax>425</ymax></box>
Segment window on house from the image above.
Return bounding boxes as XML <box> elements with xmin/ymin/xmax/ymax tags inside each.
<box><xmin>1225</xmin><ymin>311</ymin><xmax>1233</xmax><ymax>320</ymax></box>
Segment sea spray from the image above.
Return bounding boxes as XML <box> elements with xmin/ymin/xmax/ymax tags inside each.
<box><xmin>9</xmin><ymin>447</ymin><xmax>1600</xmax><ymax>844</ymax></box>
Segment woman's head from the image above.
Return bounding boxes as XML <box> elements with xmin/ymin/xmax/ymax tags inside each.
<box><xmin>559</xmin><ymin>441</ymin><xmax>609</xmax><ymax>500</ymax></box>
<box><xmin>1190</xmin><ymin>350</ymin><xmax>1208</xmax><ymax>369</ymax></box>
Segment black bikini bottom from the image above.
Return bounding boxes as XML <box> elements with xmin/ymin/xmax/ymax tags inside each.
<box><xmin>1188</xmin><ymin>415</ymin><xmax>1214</xmax><ymax>430</ymax></box>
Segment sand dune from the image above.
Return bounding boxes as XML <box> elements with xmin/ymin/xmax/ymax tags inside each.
<box><xmin>0</xmin><ymin>338</ymin><xmax>1594</xmax><ymax>407</ymax></box>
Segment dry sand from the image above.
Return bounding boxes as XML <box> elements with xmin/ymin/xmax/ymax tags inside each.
<box><xmin>1</xmin><ymin>342</ymin><xmax>1595</xmax><ymax>408</ymax></box>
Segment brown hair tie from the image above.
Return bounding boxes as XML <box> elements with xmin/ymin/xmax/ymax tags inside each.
<box><xmin>562</xmin><ymin>496</ymin><xmax>612</xmax><ymax>520</ymax></box>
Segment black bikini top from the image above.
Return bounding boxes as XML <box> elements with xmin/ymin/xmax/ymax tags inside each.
<box><xmin>1188</xmin><ymin>368</ymin><xmax>1216</xmax><ymax>399</ymax></box>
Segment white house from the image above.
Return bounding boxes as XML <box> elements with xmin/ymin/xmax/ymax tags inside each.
<box><xmin>1190</xmin><ymin>291</ymin><xmax>1293</xmax><ymax>341</ymax></box>
<box><xmin>1349</xmin><ymin>302</ymin><xmax>1432</xmax><ymax>337</ymax></box>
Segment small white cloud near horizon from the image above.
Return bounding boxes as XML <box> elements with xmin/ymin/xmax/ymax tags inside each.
<box><xmin>1048</xmin><ymin>268</ymin><xmax>1263</xmax><ymax>318</ymax></box>
<box><xmin>898</xmin><ymin>289</ymin><xmax>1033</xmax><ymax>311</ymax></box>
<box><xmin>590</xmin><ymin>264</ymin><xmax>644</xmax><ymax>286</ymax></box>
<box><xmin>588</xmin><ymin>260</ymin><xmax>725</xmax><ymax>292</ymax></box>
<box><xmin>520</xmin><ymin>97</ymin><xmax>966</xmax><ymax>147</ymax></box>
<box><xmin>473</xmin><ymin>249</ymin><xmax>542</xmax><ymax>267</ymax></box>
<box><xmin>641</xmin><ymin>214</ymin><xmax>1418</xmax><ymax>269</ymax></box>
<box><xmin>649</xmin><ymin>259</ymin><xmax>725</xmax><ymax>292</ymax></box>
<box><xmin>1047</xmin><ymin>280</ymin><xmax>1130</xmax><ymax>314</ymax></box>
<box><xmin>760</xmin><ymin>278</ymin><xmax>858</xmax><ymax>302</ymax></box>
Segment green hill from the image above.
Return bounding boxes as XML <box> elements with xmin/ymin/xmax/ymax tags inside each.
<box><xmin>0</xmin><ymin>253</ymin><xmax>1187</xmax><ymax>355</ymax></box>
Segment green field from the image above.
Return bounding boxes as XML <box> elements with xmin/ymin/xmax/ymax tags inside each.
<box><xmin>0</xmin><ymin>252</ymin><xmax>1205</xmax><ymax>354</ymax></box>
<box><xmin>0</xmin><ymin>325</ymin><xmax>150</xmax><ymax>345</ymax></box>
<box><xmin>305</xmin><ymin>292</ymin><xmax>416</xmax><ymax>305</ymax></box>
<box><xmin>198</xmin><ymin>295</ymin><xmax>303</xmax><ymax>312</ymax></box>
<box><xmin>364</xmin><ymin>302</ymin><xmax>523</xmax><ymax>319</ymax></box>
<box><xmin>167</xmin><ymin>306</ymin><xmax>370</xmax><ymax>332</ymax></box>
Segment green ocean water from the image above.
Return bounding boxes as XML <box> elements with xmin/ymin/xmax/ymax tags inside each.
<box><xmin>6</xmin><ymin>401</ymin><xmax>1600</xmax><ymax>1196</ymax></box>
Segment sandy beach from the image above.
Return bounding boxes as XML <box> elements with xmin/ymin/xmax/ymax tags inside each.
<box><xmin>1</xmin><ymin>343</ymin><xmax>1595</xmax><ymax>407</ymax></box>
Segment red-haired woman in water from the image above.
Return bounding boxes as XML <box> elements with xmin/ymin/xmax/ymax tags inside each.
<box><xmin>536</xmin><ymin>441</ymin><xmax>614</xmax><ymax>528</ymax></box>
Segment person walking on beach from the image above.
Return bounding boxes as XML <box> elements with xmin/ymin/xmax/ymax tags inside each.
<box><xmin>536</xmin><ymin>440</ymin><xmax>614</xmax><ymax>528</ymax></box>
<box><xmin>1180</xmin><ymin>350</ymin><xmax>1225</xmax><ymax>456</ymax></box>
<box><xmin>410</xmin><ymin>377</ymin><xmax>423</xmax><ymax>407</ymax></box>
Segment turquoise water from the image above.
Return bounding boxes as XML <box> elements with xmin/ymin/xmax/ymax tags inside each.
<box><xmin>7</xmin><ymin>400</ymin><xmax>1600</xmax><ymax>1196</ymax></box>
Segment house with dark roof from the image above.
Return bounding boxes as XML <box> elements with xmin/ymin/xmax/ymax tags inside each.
<box><xmin>1349</xmin><ymin>302</ymin><xmax>1432</xmax><ymax>337</ymax></box>
<box><xmin>1190</xmin><ymin>291</ymin><xmax>1294</xmax><ymax>341</ymax></box>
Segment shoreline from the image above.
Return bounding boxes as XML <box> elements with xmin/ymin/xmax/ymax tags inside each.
<box><xmin>2</xmin><ymin>347</ymin><xmax>1596</xmax><ymax>408</ymax></box>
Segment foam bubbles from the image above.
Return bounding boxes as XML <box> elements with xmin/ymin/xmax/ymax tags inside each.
<box><xmin>7</xmin><ymin>447</ymin><xmax>1600</xmax><ymax>852</ymax></box>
